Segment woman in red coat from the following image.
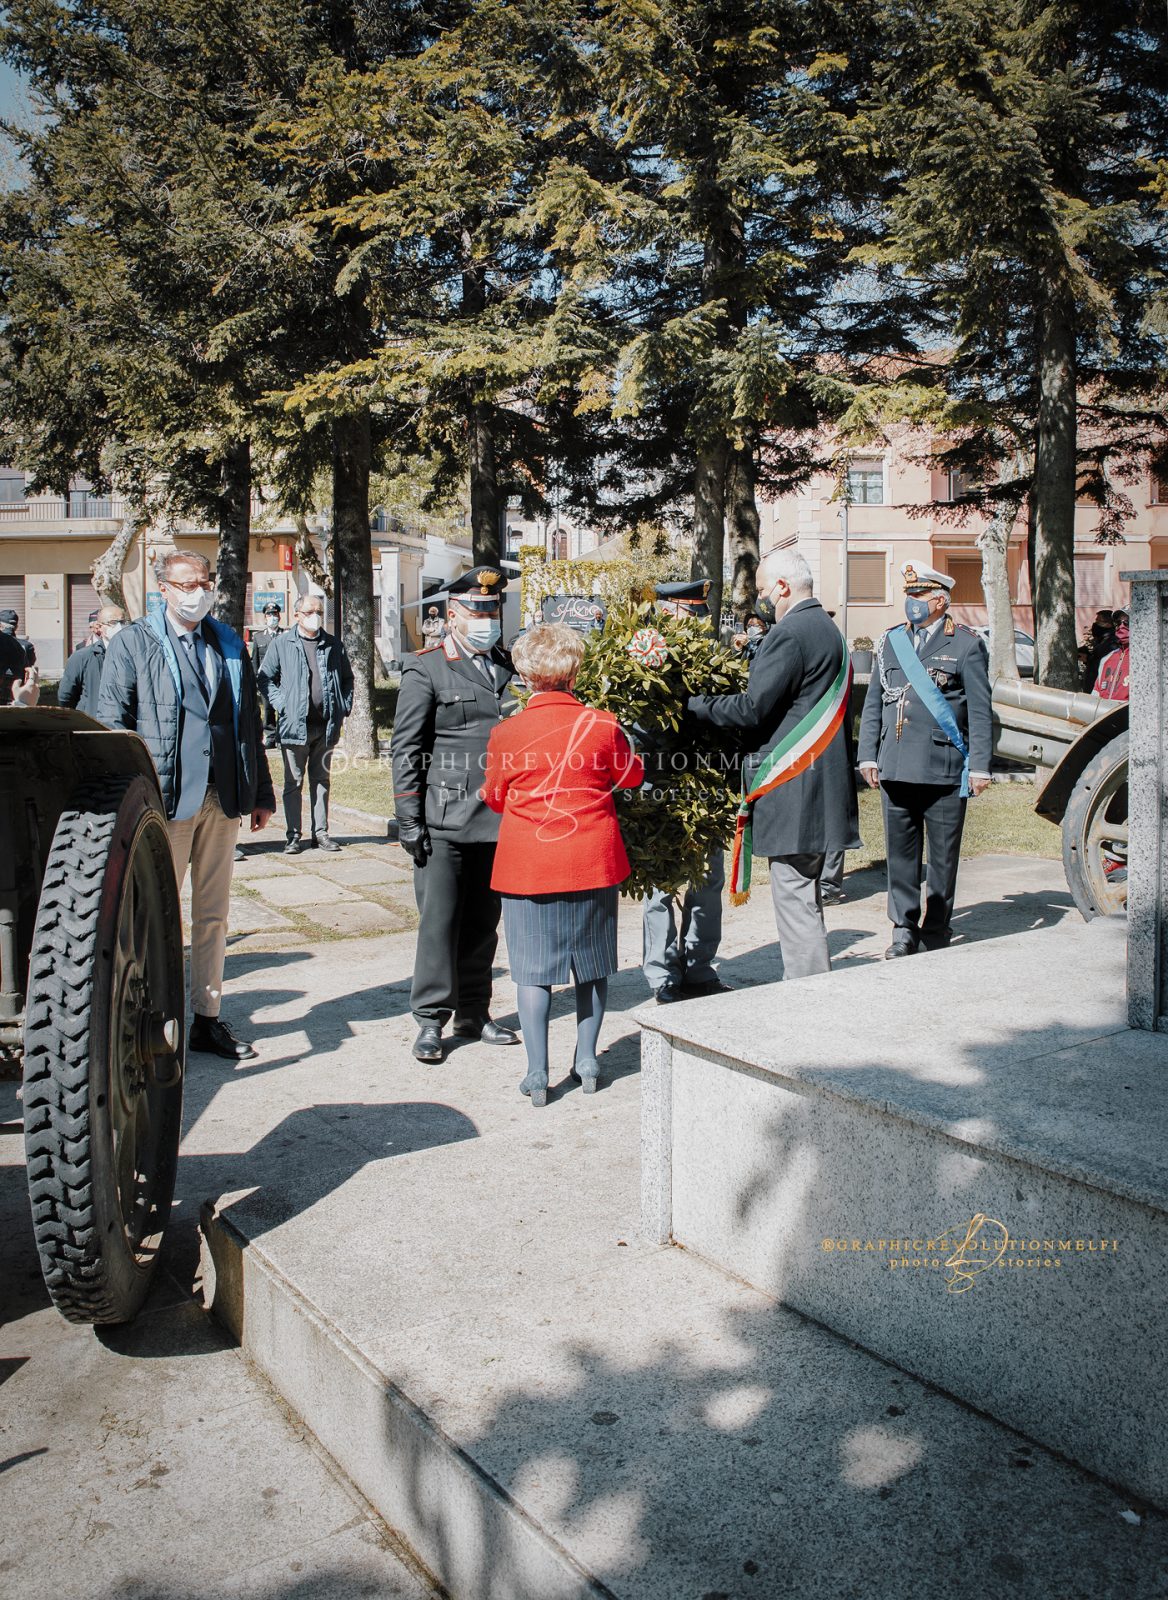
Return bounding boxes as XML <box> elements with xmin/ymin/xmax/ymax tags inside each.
<box><xmin>482</xmin><ymin>623</ymin><xmax>643</xmax><ymax>1106</ymax></box>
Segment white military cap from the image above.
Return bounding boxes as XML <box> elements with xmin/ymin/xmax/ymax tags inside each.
<box><xmin>900</xmin><ymin>560</ymin><xmax>955</xmax><ymax>593</ymax></box>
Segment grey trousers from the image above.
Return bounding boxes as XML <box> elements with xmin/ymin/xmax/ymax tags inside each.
<box><xmin>820</xmin><ymin>850</ymin><xmax>846</xmax><ymax>892</ymax></box>
<box><xmin>642</xmin><ymin>849</ymin><xmax>724</xmax><ymax>991</ymax></box>
<box><xmin>769</xmin><ymin>853</ymin><xmax>831</xmax><ymax>979</ymax></box>
<box><xmin>282</xmin><ymin>727</ymin><xmax>332</xmax><ymax>840</ymax></box>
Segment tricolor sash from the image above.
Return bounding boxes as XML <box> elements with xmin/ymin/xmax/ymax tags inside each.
<box><xmin>728</xmin><ymin>645</ymin><xmax>853</xmax><ymax>904</ymax></box>
<box><xmin>886</xmin><ymin>626</ymin><xmax>970</xmax><ymax>797</ymax></box>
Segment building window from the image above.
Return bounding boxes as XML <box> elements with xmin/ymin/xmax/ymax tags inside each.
<box><xmin>847</xmin><ymin>552</ymin><xmax>886</xmax><ymax>604</ymax></box>
<box><xmin>0</xmin><ymin>473</ymin><xmax>25</xmax><ymax>503</ymax></box>
<box><xmin>847</xmin><ymin>460</ymin><xmax>885</xmax><ymax>505</ymax></box>
<box><xmin>947</xmin><ymin>469</ymin><xmax>981</xmax><ymax>501</ymax></box>
<box><xmin>1152</xmin><ymin>473</ymin><xmax>1168</xmax><ymax>505</ymax></box>
<box><xmin>947</xmin><ymin>557</ymin><xmax>983</xmax><ymax>605</ymax></box>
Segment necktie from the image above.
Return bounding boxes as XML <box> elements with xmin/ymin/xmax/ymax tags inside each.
<box><xmin>471</xmin><ymin>651</ymin><xmax>495</xmax><ymax>690</ymax></box>
<box><xmin>914</xmin><ymin>626</ymin><xmax>926</xmax><ymax>654</ymax></box>
<box><xmin>184</xmin><ymin>633</ymin><xmax>211</xmax><ymax>699</ymax></box>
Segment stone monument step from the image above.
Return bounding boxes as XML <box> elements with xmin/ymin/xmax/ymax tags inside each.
<box><xmin>638</xmin><ymin>915</ymin><xmax>1168</xmax><ymax>1511</ymax></box>
<box><xmin>199</xmin><ymin>925</ymin><xmax>1168</xmax><ymax>1599</ymax></box>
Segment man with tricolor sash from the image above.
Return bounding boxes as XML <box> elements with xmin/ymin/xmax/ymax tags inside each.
<box><xmin>857</xmin><ymin>561</ymin><xmax>993</xmax><ymax>959</ymax></box>
<box><xmin>687</xmin><ymin>550</ymin><xmax>858</xmax><ymax>980</ymax></box>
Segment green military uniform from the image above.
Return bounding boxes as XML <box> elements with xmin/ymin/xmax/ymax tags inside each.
<box><xmin>391</xmin><ymin>567</ymin><xmax>518</xmax><ymax>1045</ymax></box>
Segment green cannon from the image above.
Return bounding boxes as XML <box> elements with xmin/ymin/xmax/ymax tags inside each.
<box><xmin>991</xmin><ymin>679</ymin><xmax>1128</xmax><ymax>920</ymax></box>
<box><xmin>1</xmin><ymin>707</ymin><xmax>185</xmax><ymax>1324</ymax></box>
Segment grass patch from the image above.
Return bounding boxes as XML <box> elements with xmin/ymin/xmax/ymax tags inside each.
<box><xmin>264</xmin><ymin>747</ymin><xmax>396</xmax><ymax>818</ymax></box>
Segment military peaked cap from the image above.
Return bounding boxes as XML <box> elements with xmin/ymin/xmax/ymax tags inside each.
<box><xmin>447</xmin><ymin>565</ymin><xmax>508</xmax><ymax>608</ymax></box>
<box><xmin>655</xmin><ymin>578</ymin><xmax>711</xmax><ymax>617</ymax></box>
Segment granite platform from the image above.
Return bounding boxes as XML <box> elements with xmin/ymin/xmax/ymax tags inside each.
<box><xmin>196</xmin><ymin>860</ymin><xmax>1168</xmax><ymax>1597</ymax></box>
<box><xmin>639</xmin><ymin>915</ymin><xmax>1168</xmax><ymax>1509</ymax></box>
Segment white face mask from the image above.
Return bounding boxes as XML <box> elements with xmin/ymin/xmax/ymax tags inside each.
<box><xmin>299</xmin><ymin>614</ymin><xmax>323</xmax><ymax>635</ymax></box>
<box><xmin>464</xmin><ymin>618</ymin><xmax>500</xmax><ymax>653</ymax></box>
<box><xmin>103</xmin><ymin>622</ymin><xmax>124</xmax><ymax>640</ymax></box>
<box><xmin>168</xmin><ymin>586</ymin><xmax>213</xmax><ymax>625</ymax></box>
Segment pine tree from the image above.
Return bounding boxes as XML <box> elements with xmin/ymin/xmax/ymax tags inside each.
<box><xmin>854</xmin><ymin>0</ymin><xmax>1168</xmax><ymax>686</ymax></box>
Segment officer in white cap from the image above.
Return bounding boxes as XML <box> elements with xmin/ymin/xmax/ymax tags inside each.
<box><xmin>857</xmin><ymin>560</ymin><xmax>993</xmax><ymax>957</ymax></box>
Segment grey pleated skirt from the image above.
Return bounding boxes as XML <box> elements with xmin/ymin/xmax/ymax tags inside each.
<box><xmin>502</xmin><ymin>886</ymin><xmax>620</xmax><ymax>986</ymax></box>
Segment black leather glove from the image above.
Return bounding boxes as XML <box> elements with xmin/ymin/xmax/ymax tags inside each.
<box><xmin>398</xmin><ymin>825</ymin><xmax>432</xmax><ymax>868</ymax></box>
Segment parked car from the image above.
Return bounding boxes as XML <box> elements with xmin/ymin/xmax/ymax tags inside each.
<box><xmin>973</xmin><ymin>625</ymin><xmax>1034</xmax><ymax>676</ymax></box>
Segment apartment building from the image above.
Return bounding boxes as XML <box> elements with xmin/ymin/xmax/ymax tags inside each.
<box><xmin>758</xmin><ymin>427</ymin><xmax>1168</xmax><ymax>643</ymax></box>
<box><xmin>0</xmin><ymin>473</ymin><xmax>473</xmax><ymax>672</ymax></box>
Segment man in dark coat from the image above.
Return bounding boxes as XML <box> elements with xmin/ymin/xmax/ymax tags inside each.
<box><xmin>390</xmin><ymin>564</ymin><xmax>520</xmax><ymax>1062</ymax></box>
<box><xmin>259</xmin><ymin>591</ymin><xmax>354</xmax><ymax>853</ymax></box>
<box><xmin>688</xmin><ymin>550</ymin><xmax>858</xmax><ymax>980</ymax></box>
<box><xmin>58</xmin><ymin>603</ymin><xmax>128</xmax><ymax>717</ymax></box>
<box><xmin>98</xmin><ymin>550</ymin><xmax>275</xmax><ymax>1058</ymax></box>
<box><xmin>0</xmin><ymin>608</ymin><xmax>31</xmax><ymax>705</ymax></box>
<box><xmin>857</xmin><ymin>560</ymin><xmax>993</xmax><ymax>958</ymax></box>
<box><xmin>251</xmin><ymin>600</ymin><xmax>284</xmax><ymax>747</ymax></box>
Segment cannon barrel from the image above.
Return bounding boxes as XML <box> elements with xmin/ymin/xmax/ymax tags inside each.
<box><xmin>991</xmin><ymin>677</ymin><xmax>1109</xmax><ymax>770</ymax></box>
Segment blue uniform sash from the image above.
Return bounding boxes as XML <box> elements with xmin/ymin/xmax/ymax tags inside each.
<box><xmin>887</xmin><ymin>626</ymin><xmax>970</xmax><ymax>798</ymax></box>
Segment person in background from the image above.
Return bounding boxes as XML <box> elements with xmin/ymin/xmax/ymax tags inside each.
<box><xmin>58</xmin><ymin>603</ymin><xmax>128</xmax><ymax>717</ymax></box>
<box><xmin>1094</xmin><ymin>609</ymin><xmax>1130</xmax><ymax>701</ymax></box>
<box><xmin>857</xmin><ymin>561</ymin><xmax>993</xmax><ymax>958</ymax></box>
<box><xmin>391</xmin><ymin>565</ymin><xmax>520</xmax><ymax>1063</ymax></box>
<box><xmin>0</xmin><ymin>607</ymin><xmax>36</xmax><ymax>705</ymax></box>
<box><xmin>0</xmin><ymin>609</ymin><xmax>32</xmax><ymax>705</ymax></box>
<box><xmin>259</xmin><ymin>591</ymin><xmax>354</xmax><ymax>855</ymax></box>
<box><xmin>251</xmin><ymin>601</ymin><xmax>284</xmax><ymax>748</ymax></box>
<box><xmin>688</xmin><ymin>550</ymin><xmax>857</xmax><ymax>980</ymax></box>
<box><xmin>642</xmin><ymin>577</ymin><xmax>728</xmax><ymax>1004</ymax></box>
<box><xmin>421</xmin><ymin>604</ymin><xmax>445</xmax><ymax>648</ymax></box>
<box><xmin>732</xmin><ymin>608</ymin><xmax>769</xmax><ymax>662</ymax></box>
<box><xmin>482</xmin><ymin>623</ymin><xmax>643</xmax><ymax>1105</ymax></box>
<box><xmin>1081</xmin><ymin>609</ymin><xmax>1115</xmax><ymax>692</ymax></box>
<box><xmin>98</xmin><ymin>550</ymin><xmax>274</xmax><ymax>1060</ymax></box>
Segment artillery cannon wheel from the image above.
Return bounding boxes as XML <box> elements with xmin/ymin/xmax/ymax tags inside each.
<box><xmin>22</xmin><ymin>775</ymin><xmax>184</xmax><ymax>1324</ymax></box>
<box><xmin>1062</xmin><ymin>732</ymin><xmax>1129</xmax><ymax>921</ymax></box>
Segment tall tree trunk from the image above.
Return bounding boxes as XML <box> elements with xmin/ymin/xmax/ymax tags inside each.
<box><xmin>294</xmin><ymin>512</ymin><xmax>331</xmax><ymax>594</ymax></box>
<box><xmin>213</xmin><ymin>437</ymin><xmax>251</xmax><ymax>634</ymax></box>
<box><xmin>469</xmin><ymin>400</ymin><xmax>501</xmax><ymax>565</ymax></box>
<box><xmin>332</xmin><ymin>409</ymin><xmax>376</xmax><ymax>758</ymax></box>
<box><xmin>693</xmin><ymin>440</ymin><xmax>729</xmax><ymax>626</ymax></box>
<box><xmin>977</xmin><ymin>502</ymin><xmax>1019</xmax><ymax>682</ymax></box>
<box><xmin>91</xmin><ymin>507</ymin><xmax>146</xmax><ymax>610</ymax></box>
<box><xmin>1032</xmin><ymin>290</ymin><xmax>1080</xmax><ymax>688</ymax></box>
<box><xmin>725</xmin><ymin>443</ymin><xmax>761</xmax><ymax>620</ymax></box>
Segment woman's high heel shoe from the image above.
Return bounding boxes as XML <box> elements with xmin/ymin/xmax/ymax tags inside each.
<box><xmin>571</xmin><ymin>1058</ymin><xmax>600</xmax><ymax>1094</ymax></box>
<box><xmin>520</xmin><ymin>1074</ymin><xmax>548</xmax><ymax>1107</ymax></box>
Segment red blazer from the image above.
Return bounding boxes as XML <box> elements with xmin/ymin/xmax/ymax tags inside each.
<box><xmin>482</xmin><ymin>691</ymin><xmax>644</xmax><ymax>894</ymax></box>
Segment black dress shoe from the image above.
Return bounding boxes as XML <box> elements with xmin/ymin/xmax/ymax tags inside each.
<box><xmin>681</xmin><ymin>976</ymin><xmax>730</xmax><ymax>998</ymax></box>
<box><xmin>234</xmin><ymin>846</ymin><xmax>246</xmax><ymax>863</ymax></box>
<box><xmin>452</xmin><ymin>1017</ymin><xmax>519</xmax><ymax>1045</ymax></box>
<box><xmin>284</xmin><ymin>836</ymin><xmax>302</xmax><ymax>855</ymax></box>
<box><xmin>655</xmin><ymin>981</ymin><xmax>684</xmax><ymax>1004</ymax></box>
<box><xmin>884</xmin><ymin>938</ymin><xmax>918</xmax><ymax>960</ymax></box>
<box><xmin>314</xmin><ymin>833</ymin><xmax>341</xmax><ymax>853</ymax></box>
<box><xmin>189</xmin><ymin>1015</ymin><xmax>258</xmax><ymax>1060</ymax></box>
<box><xmin>820</xmin><ymin>886</ymin><xmax>845</xmax><ymax>905</ymax></box>
<box><xmin>412</xmin><ymin>1024</ymin><xmax>444</xmax><ymax>1063</ymax></box>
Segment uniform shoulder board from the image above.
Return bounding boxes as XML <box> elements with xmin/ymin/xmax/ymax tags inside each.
<box><xmin>417</xmin><ymin>643</ymin><xmax>442</xmax><ymax>655</ymax></box>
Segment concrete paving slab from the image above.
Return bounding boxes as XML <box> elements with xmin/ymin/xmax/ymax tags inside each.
<box><xmin>194</xmin><ymin>858</ymin><xmax>1168</xmax><ymax>1599</ymax></box>
<box><xmin>309</xmin><ymin>854</ymin><xmax>414</xmax><ymax>888</ymax></box>
<box><xmin>311</xmin><ymin>902</ymin><xmax>412</xmax><ymax>937</ymax></box>
<box><xmin>228</xmin><ymin>894</ymin><xmax>299</xmax><ymax>933</ymax></box>
<box><xmin>257</xmin><ymin>873</ymin><xmax>363</xmax><ymax>907</ymax></box>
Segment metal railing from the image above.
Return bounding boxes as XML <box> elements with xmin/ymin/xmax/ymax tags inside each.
<box><xmin>0</xmin><ymin>495</ymin><xmax>128</xmax><ymax>522</ymax></box>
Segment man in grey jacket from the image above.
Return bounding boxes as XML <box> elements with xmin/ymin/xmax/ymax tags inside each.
<box><xmin>98</xmin><ymin>551</ymin><xmax>275</xmax><ymax>1059</ymax></box>
<box><xmin>258</xmin><ymin>591</ymin><xmax>354</xmax><ymax>854</ymax></box>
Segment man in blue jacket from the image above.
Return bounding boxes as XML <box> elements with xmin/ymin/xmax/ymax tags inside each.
<box><xmin>98</xmin><ymin>550</ymin><xmax>275</xmax><ymax>1059</ymax></box>
<box><xmin>258</xmin><ymin>591</ymin><xmax>354</xmax><ymax>854</ymax></box>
